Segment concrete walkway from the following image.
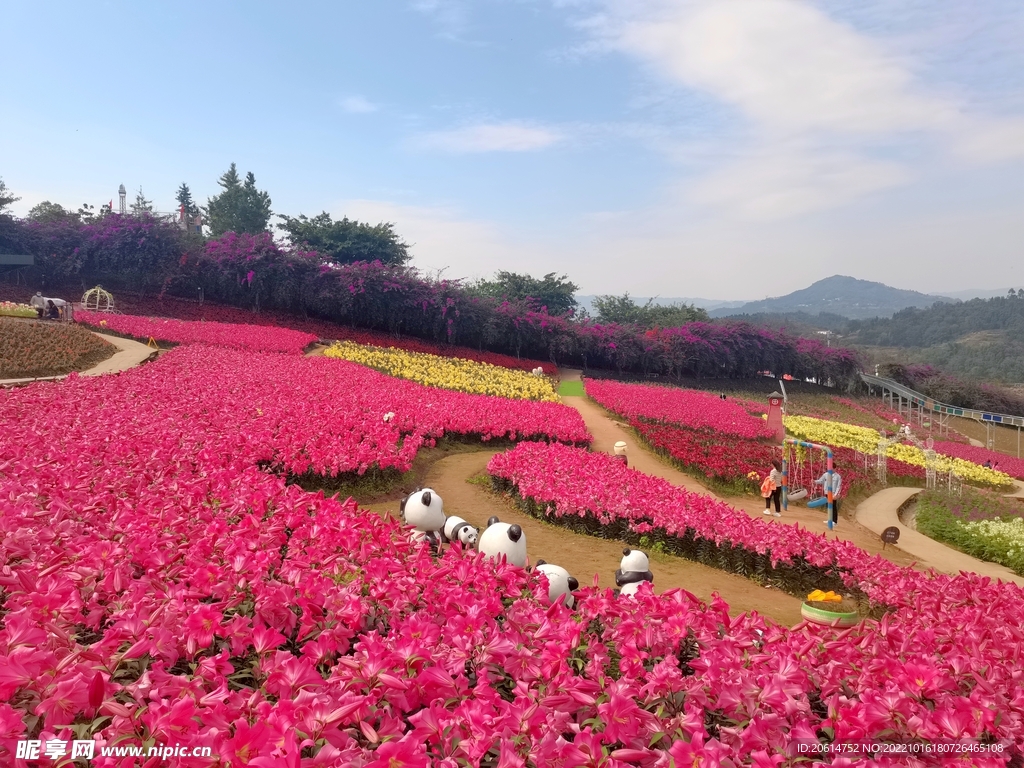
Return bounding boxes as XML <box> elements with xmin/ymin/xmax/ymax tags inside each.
<box><xmin>0</xmin><ymin>332</ymin><xmax>156</xmax><ymax>387</ymax></box>
<box><xmin>855</xmin><ymin>487</ymin><xmax>1024</xmax><ymax>586</ymax></box>
<box><xmin>81</xmin><ymin>333</ymin><xmax>157</xmax><ymax>376</ymax></box>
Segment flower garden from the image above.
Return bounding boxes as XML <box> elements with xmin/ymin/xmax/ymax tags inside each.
<box><xmin>76</xmin><ymin>311</ymin><xmax>320</xmax><ymax>355</ymax></box>
<box><xmin>0</xmin><ymin>301</ymin><xmax>36</xmax><ymax>318</ymax></box>
<box><xmin>324</xmin><ymin>341</ymin><xmax>558</xmax><ymax>401</ymax></box>
<box><xmin>915</xmin><ymin>489</ymin><xmax>1024</xmax><ymax>576</ymax></box>
<box><xmin>3</xmin><ymin>313</ymin><xmax>1024</xmax><ymax>765</ymax></box>
<box><xmin>0</xmin><ymin>318</ymin><xmax>115</xmax><ymax>379</ymax></box>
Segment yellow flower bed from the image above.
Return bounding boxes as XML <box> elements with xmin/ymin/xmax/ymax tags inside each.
<box><xmin>784</xmin><ymin>415</ymin><xmax>1012</xmax><ymax>487</ymax></box>
<box><xmin>0</xmin><ymin>301</ymin><xmax>36</xmax><ymax>318</ymax></box>
<box><xmin>324</xmin><ymin>340</ymin><xmax>559</xmax><ymax>401</ymax></box>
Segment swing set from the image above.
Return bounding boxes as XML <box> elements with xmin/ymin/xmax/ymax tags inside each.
<box><xmin>780</xmin><ymin>438</ymin><xmax>838</xmax><ymax>530</ymax></box>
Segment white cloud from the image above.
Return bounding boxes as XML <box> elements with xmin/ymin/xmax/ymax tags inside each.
<box><xmin>608</xmin><ymin>0</ymin><xmax>957</xmax><ymax>136</ymax></box>
<box><xmin>575</xmin><ymin>0</ymin><xmax>1024</xmax><ymax>218</ymax></box>
<box><xmin>340</xmin><ymin>96</ymin><xmax>379</xmax><ymax>114</ymax></box>
<box><xmin>412</xmin><ymin>122</ymin><xmax>564</xmax><ymax>153</ymax></box>
<box><xmin>335</xmin><ymin>199</ymin><xmax>535</xmax><ymax>280</ymax></box>
<box><xmin>687</xmin><ymin>143</ymin><xmax>911</xmax><ymax>219</ymax></box>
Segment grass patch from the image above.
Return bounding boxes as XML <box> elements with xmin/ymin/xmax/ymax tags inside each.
<box><xmin>916</xmin><ymin>488</ymin><xmax>1024</xmax><ymax>575</ymax></box>
<box><xmin>558</xmin><ymin>380</ymin><xmax>585</xmax><ymax>396</ymax></box>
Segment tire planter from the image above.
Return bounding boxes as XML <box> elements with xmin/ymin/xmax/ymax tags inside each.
<box><xmin>801</xmin><ymin>602</ymin><xmax>860</xmax><ymax>627</ymax></box>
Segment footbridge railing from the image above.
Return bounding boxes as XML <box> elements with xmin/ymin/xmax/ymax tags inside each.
<box><xmin>860</xmin><ymin>372</ymin><xmax>1024</xmax><ymax>453</ymax></box>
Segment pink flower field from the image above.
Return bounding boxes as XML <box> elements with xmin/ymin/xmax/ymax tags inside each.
<box><xmin>931</xmin><ymin>440</ymin><xmax>1024</xmax><ymax>481</ymax></box>
<box><xmin>1</xmin><ymin>345</ymin><xmax>1022</xmax><ymax>765</ymax></box>
<box><xmin>585</xmin><ymin>379</ymin><xmax>776</xmax><ymax>439</ymax></box>
<box><xmin>77</xmin><ymin>311</ymin><xmax>320</xmax><ymax>354</ymax></box>
<box><xmin>490</xmin><ymin>442</ymin><xmax>1024</xmax><ymax>758</ymax></box>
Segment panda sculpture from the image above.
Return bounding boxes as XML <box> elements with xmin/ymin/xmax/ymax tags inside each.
<box><xmin>534</xmin><ymin>560</ymin><xmax>579</xmax><ymax>608</ymax></box>
<box><xmin>614</xmin><ymin>548</ymin><xmax>654</xmax><ymax>597</ymax></box>
<box><xmin>477</xmin><ymin>515</ymin><xmax>527</xmax><ymax>568</ymax></box>
<box><xmin>442</xmin><ymin>515</ymin><xmax>479</xmax><ymax>548</ymax></box>
<box><xmin>399</xmin><ymin>488</ymin><xmax>446</xmax><ymax>552</ymax></box>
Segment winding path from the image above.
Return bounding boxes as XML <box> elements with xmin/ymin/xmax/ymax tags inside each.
<box><xmin>557</xmin><ymin>368</ymin><xmax>1024</xmax><ymax>585</ymax></box>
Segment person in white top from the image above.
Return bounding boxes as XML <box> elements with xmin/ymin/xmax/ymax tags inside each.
<box><xmin>29</xmin><ymin>292</ymin><xmax>46</xmax><ymax>318</ymax></box>
<box><xmin>815</xmin><ymin>466</ymin><xmax>842</xmax><ymax>526</ymax></box>
<box><xmin>762</xmin><ymin>459</ymin><xmax>783</xmax><ymax>517</ymax></box>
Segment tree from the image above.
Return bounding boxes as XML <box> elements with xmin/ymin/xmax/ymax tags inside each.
<box><xmin>176</xmin><ymin>182</ymin><xmax>200</xmax><ymax>221</ymax></box>
<box><xmin>473</xmin><ymin>271</ymin><xmax>579</xmax><ymax>315</ymax></box>
<box><xmin>27</xmin><ymin>201</ymin><xmax>80</xmax><ymax>223</ymax></box>
<box><xmin>0</xmin><ymin>177</ymin><xmax>19</xmax><ymax>216</ymax></box>
<box><xmin>0</xmin><ymin>177</ymin><xmax>21</xmax><ymax>253</ymax></box>
<box><xmin>276</xmin><ymin>211</ymin><xmax>410</xmax><ymax>266</ymax></box>
<box><xmin>592</xmin><ymin>293</ymin><xmax>709</xmax><ymax>327</ymax></box>
<box><xmin>205</xmin><ymin>163</ymin><xmax>272</xmax><ymax>236</ymax></box>
<box><xmin>131</xmin><ymin>187</ymin><xmax>153</xmax><ymax>215</ymax></box>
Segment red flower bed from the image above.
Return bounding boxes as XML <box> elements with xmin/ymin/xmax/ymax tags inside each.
<box><xmin>77</xmin><ymin>311</ymin><xmax>319</xmax><ymax>354</ymax></box>
<box><xmin>586</xmin><ymin>379</ymin><xmax>775</xmax><ymax>439</ymax></box>
<box><xmin>634</xmin><ymin>420</ymin><xmax>775</xmax><ymax>486</ymax></box>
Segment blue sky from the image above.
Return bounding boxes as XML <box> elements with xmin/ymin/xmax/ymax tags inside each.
<box><xmin>2</xmin><ymin>0</ymin><xmax>1023</xmax><ymax>299</ymax></box>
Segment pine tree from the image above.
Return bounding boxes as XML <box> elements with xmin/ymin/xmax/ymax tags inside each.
<box><xmin>176</xmin><ymin>182</ymin><xmax>200</xmax><ymax>221</ymax></box>
<box><xmin>204</xmin><ymin>163</ymin><xmax>272</xmax><ymax>236</ymax></box>
<box><xmin>130</xmin><ymin>187</ymin><xmax>153</xmax><ymax>215</ymax></box>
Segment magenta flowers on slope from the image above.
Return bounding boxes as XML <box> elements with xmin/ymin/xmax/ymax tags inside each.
<box><xmin>1</xmin><ymin>346</ymin><xmax>1023</xmax><ymax>765</ymax></box>
<box><xmin>586</xmin><ymin>378</ymin><xmax>776</xmax><ymax>439</ymax></box>
<box><xmin>77</xmin><ymin>310</ymin><xmax>320</xmax><ymax>354</ymax></box>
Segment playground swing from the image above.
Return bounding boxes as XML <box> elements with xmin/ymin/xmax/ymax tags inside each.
<box><xmin>803</xmin><ymin>448</ymin><xmax>832</xmax><ymax>509</ymax></box>
<box><xmin>786</xmin><ymin>445</ymin><xmax>809</xmax><ymax>501</ymax></box>
<box><xmin>783</xmin><ymin>444</ymin><xmax>832</xmax><ymax>507</ymax></box>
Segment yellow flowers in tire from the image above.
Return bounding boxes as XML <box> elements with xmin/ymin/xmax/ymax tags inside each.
<box><xmin>324</xmin><ymin>341</ymin><xmax>559</xmax><ymax>401</ymax></box>
<box><xmin>784</xmin><ymin>415</ymin><xmax>1013</xmax><ymax>488</ymax></box>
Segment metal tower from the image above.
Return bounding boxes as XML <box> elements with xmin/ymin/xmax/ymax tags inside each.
<box><xmin>118</xmin><ymin>184</ymin><xmax>127</xmax><ymax>214</ymax></box>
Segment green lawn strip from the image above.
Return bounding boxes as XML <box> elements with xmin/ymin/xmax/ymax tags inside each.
<box><xmin>558</xmin><ymin>380</ymin><xmax>585</xmax><ymax>396</ymax></box>
<box><xmin>915</xmin><ymin>489</ymin><xmax>1024</xmax><ymax>576</ymax></box>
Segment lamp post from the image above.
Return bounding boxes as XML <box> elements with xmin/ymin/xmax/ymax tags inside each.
<box><xmin>197</xmin><ymin>287</ymin><xmax>204</xmax><ymax>305</ymax></box>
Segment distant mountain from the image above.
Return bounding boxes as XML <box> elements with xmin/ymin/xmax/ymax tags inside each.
<box><xmin>709</xmin><ymin>276</ymin><xmax>955</xmax><ymax>321</ymax></box>
<box><xmin>576</xmin><ymin>295</ymin><xmax>748</xmax><ymax>315</ymax></box>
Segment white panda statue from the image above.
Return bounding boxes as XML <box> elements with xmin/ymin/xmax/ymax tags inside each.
<box><xmin>477</xmin><ymin>516</ymin><xmax>527</xmax><ymax>568</ymax></box>
<box><xmin>535</xmin><ymin>560</ymin><xmax>579</xmax><ymax>608</ymax></box>
<box><xmin>399</xmin><ymin>488</ymin><xmax>446</xmax><ymax>552</ymax></box>
<box><xmin>442</xmin><ymin>515</ymin><xmax>479</xmax><ymax>548</ymax></box>
<box><xmin>615</xmin><ymin>548</ymin><xmax>654</xmax><ymax>597</ymax></box>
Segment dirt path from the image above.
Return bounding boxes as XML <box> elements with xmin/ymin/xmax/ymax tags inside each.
<box><xmin>366</xmin><ymin>451</ymin><xmax>805</xmax><ymax>627</ymax></box>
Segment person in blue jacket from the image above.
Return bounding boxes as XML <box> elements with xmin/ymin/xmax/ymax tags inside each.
<box><xmin>815</xmin><ymin>466</ymin><xmax>842</xmax><ymax>526</ymax></box>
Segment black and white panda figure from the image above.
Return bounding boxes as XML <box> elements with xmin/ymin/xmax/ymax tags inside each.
<box><xmin>399</xmin><ymin>488</ymin><xmax>446</xmax><ymax>553</ymax></box>
<box><xmin>614</xmin><ymin>548</ymin><xmax>654</xmax><ymax>597</ymax></box>
<box><xmin>477</xmin><ymin>515</ymin><xmax>527</xmax><ymax>568</ymax></box>
<box><xmin>534</xmin><ymin>560</ymin><xmax>579</xmax><ymax>608</ymax></box>
<box><xmin>442</xmin><ymin>515</ymin><xmax>479</xmax><ymax>549</ymax></box>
